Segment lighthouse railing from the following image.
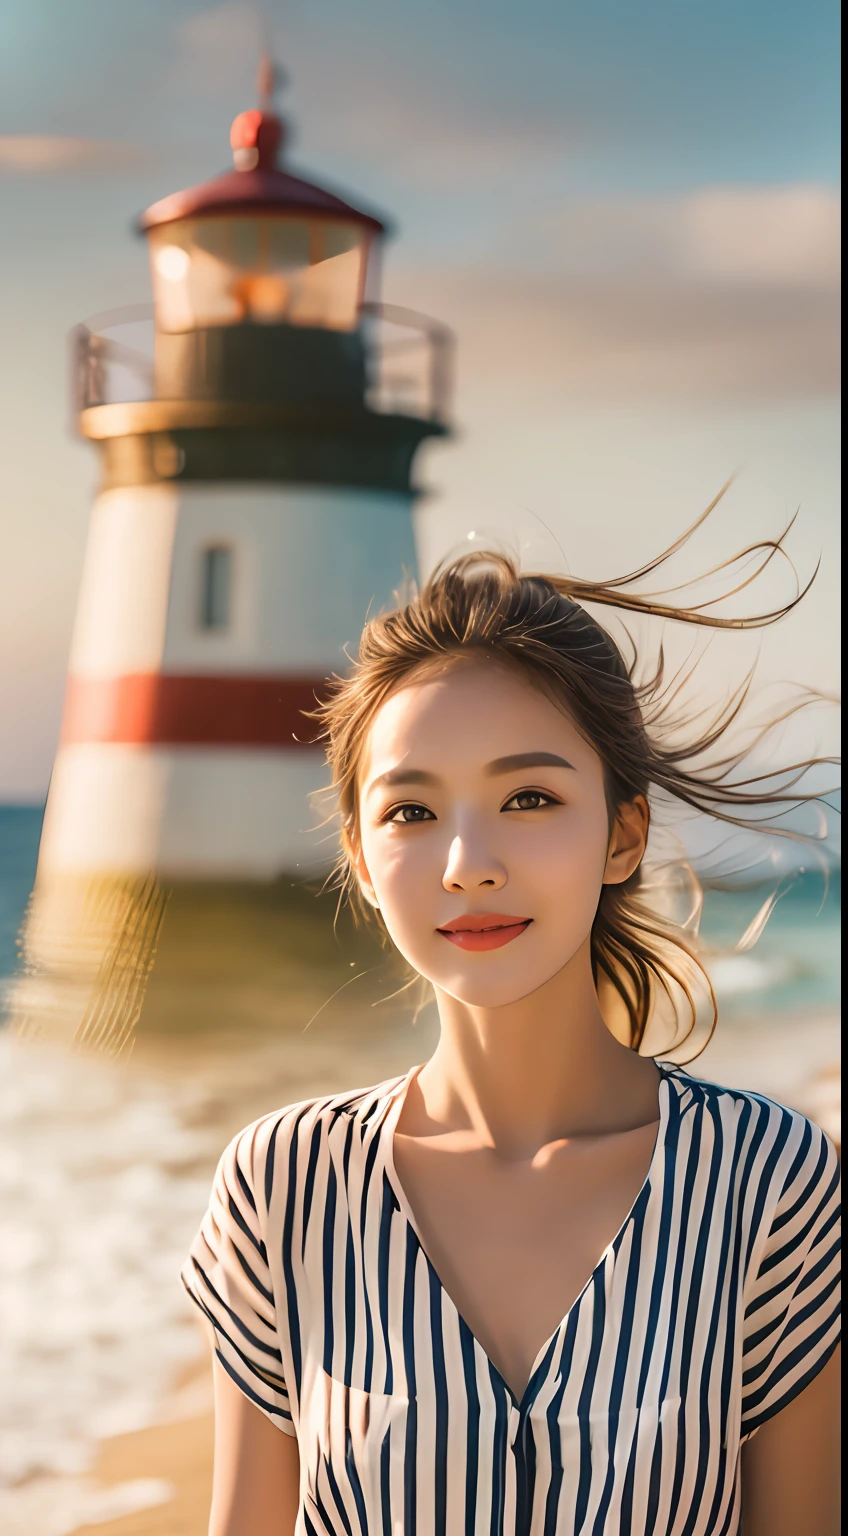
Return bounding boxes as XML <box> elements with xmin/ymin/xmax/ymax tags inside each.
<box><xmin>72</xmin><ymin>303</ymin><xmax>454</xmax><ymax>427</ymax></box>
<box><xmin>360</xmin><ymin>303</ymin><xmax>454</xmax><ymax>427</ymax></box>
<box><xmin>71</xmin><ymin>306</ymin><xmax>157</xmax><ymax>416</ymax></box>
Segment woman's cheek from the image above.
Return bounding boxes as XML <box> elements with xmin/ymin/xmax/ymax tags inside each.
<box><xmin>531</xmin><ymin>824</ymin><xmax>599</xmax><ymax>887</ymax></box>
<box><xmin>368</xmin><ymin>833</ymin><xmax>437</xmax><ymax>917</ymax></box>
<box><xmin>377</xmin><ymin>866</ymin><xmax>440</xmax><ymax>969</ymax></box>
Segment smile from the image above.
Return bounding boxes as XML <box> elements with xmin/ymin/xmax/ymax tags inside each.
<box><xmin>436</xmin><ymin>915</ymin><xmax>533</xmax><ymax>952</ymax></box>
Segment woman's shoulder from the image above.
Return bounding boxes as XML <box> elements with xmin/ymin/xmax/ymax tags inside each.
<box><xmin>662</xmin><ymin>1063</ymin><xmax>840</xmax><ymax>1195</ymax></box>
<box><xmin>213</xmin><ymin>1070</ymin><xmax>408</xmax><ymax>1200</ymax></box>
<box><xmin>664</xmin><ymin>1061</ymin><xmax>833</xmax><ymax>1129</ymax></box>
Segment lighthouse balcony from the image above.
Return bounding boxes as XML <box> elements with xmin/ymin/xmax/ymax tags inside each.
<box><xmin>72</xmin><ymin>303</ymin><xmax>453</xmax><ymax>431</ymax></box>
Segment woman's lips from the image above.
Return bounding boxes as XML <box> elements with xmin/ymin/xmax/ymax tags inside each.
<box><xmin>437</xmin><ymin>915</ymin><xmax>532</xmax><ymax>952</ymax></box>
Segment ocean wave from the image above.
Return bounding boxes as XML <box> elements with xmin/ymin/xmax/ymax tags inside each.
<box><xmin>0</xmin><ymin>1475</ymin><xmax>174</xmax><ymax>1536</ymax></box>
<box><xmin>0</xmin><ymin>1034</ymin><xmax>219</xmax><ymax>1493</ymax></box>
<box><xmin>707</xmin><ymin>953</ymin><xmax>796</xmax><ymax>998</ymax></box>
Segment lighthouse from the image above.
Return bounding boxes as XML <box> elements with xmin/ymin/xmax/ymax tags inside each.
<box><xmin>37</xmin><ymin>60</ymin><xmax>451</xmax><ymax>886</ymax></box>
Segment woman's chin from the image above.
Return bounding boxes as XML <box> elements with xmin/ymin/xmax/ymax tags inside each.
<box><xmin>400</xmin><ymin>933</ymin><xmax>588</xmax><ymax>1011</ymax></box>
<box><xmin>432</xmin><ymin>964</ymin><xmax>567</xmax><ymax>1011</ymax></box>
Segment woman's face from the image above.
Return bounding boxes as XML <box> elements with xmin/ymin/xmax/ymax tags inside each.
<box><xmin>354</xmin><ymin>658</ymin><xmax>647</xmax><ymax>1009</ymax></box>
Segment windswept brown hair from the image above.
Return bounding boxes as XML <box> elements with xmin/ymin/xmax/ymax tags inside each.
<box><xmin>314</xmin><ymin>491</ymin><xmax>836</xmax><ymax>1054</ymax></box>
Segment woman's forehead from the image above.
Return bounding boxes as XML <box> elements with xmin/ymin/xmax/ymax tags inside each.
<box><xmin>362</xmin><ymin>658</ymin><xmax>589</xmax><ymax>776</ymax></box>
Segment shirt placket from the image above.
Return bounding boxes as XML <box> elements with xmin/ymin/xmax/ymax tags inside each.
<box><xmin>508</xmin><ymin>1397</ymin><xmax>539</xmax><ymax>1536</ymax></box>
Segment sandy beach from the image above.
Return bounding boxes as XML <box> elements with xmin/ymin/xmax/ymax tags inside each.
<box><xmin>70</xmin><ymin>1411</ymin><xmax>213</xmax><ymax>1536</ymax></box>
<box><xmin>67</xmin><ymin>1344</ymin><xmax>215</xmax><ymax>1536</ymax></box>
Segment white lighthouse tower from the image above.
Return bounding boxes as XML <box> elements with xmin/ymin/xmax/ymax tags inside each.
<box><xmin>37</xmin><ymin>61</ymin><xmax>451</xmax><ymax>887</ymax></box>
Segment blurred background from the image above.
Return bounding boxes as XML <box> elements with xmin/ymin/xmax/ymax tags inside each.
<box><xmin>0</xmin><ymin>2</ymin><xmax>840</xmax><ymax>1532</ymax></box>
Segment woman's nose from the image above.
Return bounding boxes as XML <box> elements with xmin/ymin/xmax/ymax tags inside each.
<box><xmin>442</xmin><ymin>833</ymin><xmax>507</xmax><ymax>893</ymax></box>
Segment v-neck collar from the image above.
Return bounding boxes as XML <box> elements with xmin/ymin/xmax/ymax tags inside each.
<box><xmin>380</xmin><ymin>1061</ymin><xmax>675</xmax><ymax>1413</ymax></box>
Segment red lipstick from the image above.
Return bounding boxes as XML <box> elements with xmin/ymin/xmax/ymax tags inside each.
<box><xmin>437</xmin><ymin>914</ymin><xmax>532</xmax><ymax>952</ymax></box>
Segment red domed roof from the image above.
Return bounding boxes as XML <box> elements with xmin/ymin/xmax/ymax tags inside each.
<box><xmin>139</xmin><ymin>94</ymin><xmax>388</xmax><ymax>236</ymax></box>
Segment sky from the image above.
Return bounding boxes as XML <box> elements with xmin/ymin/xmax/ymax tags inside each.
<box><xmin>0</xmin><ymin>0</ymin><xmax>840</xmax><ymax>799</ymax></box>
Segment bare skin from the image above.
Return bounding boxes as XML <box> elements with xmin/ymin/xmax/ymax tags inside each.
<box><xmin>206</xmin><ymin>660</ymin><xmax>840</xmax><ymax>1535</ymax></box>
<box><xmin>209</xmin><ymin>1358</ymin><xmax>299</xmax><ymax>1536</ymax></box>
<box><xmin>391</xmin><ymin>959</ymin><xmax>661</xmax><ymax>1400</ymax></box>
<box><xmin>740</xmin><ymin>1344</ymin><xmax>841</xmax><ymax>1534</ymax></box>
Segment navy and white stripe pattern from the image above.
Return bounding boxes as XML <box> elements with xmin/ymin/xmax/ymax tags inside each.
<box><xmin>182</xmin><ymin>1064</ymin><xmax>841</xmax><ymax>1534</ymax></box>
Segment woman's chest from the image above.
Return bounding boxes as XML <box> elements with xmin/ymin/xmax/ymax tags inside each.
<box><xmin>391</xmin><ymin>1122</ymin><xmax>662</xmax><ymax>1401</ymax></box>
<box><xmin>284</xmin><ymin>1158</ymin><xmax>747</xmax><ymax>1426</ymax></box>
<box><xmin>280</xmin><ymin>1155</ymin><xmax>748</xmax><ymax>1535</ymax></box>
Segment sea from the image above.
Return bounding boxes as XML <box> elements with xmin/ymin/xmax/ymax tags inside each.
<box><xmin>0</xmin><ymin>803</ymin><xmax>841</xmax><ymax>1534</ymax></box>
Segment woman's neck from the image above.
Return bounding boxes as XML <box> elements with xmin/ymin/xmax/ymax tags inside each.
<box><xmin>418</xmin><ymin>937</ymin><xmax>661</xmax><ymax>1159</ymax></box>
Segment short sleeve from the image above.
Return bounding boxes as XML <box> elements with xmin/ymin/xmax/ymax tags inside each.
<box><xmin>741</xmin><ymin>1119</ymin><xmax>841</xmax><ymax>1438</ymax></box>
<box><xmin>181</xmin><ymin>1117</ymin><xmax>296</xmax><ymax>1436</ymax></box>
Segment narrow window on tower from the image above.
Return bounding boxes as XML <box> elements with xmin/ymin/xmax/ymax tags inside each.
<box><xmin>199</xmin><ymin>545</ymin><xmax>233</xmax><ymax>630</ymax></box>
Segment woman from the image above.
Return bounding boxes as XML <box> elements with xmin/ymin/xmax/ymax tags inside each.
<box><xmin>183</xmin><ymin>524</ymin><xmax>841</xmax><ymax>1535</ymax></box>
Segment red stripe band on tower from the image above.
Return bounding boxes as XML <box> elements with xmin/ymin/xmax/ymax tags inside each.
<box><xmin>60</xmin><ymin>674</ymin><xmax>331</xmax><ymax>748</ymax></box>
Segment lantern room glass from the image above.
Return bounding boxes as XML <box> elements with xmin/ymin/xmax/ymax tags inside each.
<box><xmin>148</xmin><ymin>216</ymin><xmax>368</xmax><ymax>333</ymax></box>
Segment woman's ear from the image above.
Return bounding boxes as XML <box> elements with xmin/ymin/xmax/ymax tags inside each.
<box><xmin>345</xmin><ymin>824</ymin><xmax>380</xmax><ymax>911</ymax></box>
<box><xmin>603</xmin><ymin>795</ymin><xmax>649</xmax><ymax>886</ymax></box>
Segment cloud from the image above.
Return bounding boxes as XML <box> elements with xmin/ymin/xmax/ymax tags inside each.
<box><xmin>385</xmin><ymin>266</ymin><xmax>839</xmax><ymax>403</ymax></box>
<box><xmin>670</xmin><ymin>185</ymin><xmax>840</xmax><ymax>287</ymax></box>
<box><xmin>424</xmin><ymin>182</ymin><xmax>840</xmax><ymax>402</ymax></box>
<box><xmin>0</xmin><ymin>136</ymin><xmax>153</xmax><ymax>175</ymax></box>
<box><xmin>523</xmin><ymin>184</ymin><xmax>841</xmax><ymax>288</ymax></box>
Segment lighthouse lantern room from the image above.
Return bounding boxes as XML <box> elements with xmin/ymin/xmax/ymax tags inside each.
<box><xmin>38</xmin><ymin>61</ymin><xmax>452</xmax><ymax>883</ymax></box>
<box><xmin>146</xmin><ymin>119</ymin><xmax>375</xmax><ymax>337</ymax></box>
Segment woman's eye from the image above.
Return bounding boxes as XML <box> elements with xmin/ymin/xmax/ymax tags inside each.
<box><xmin>502</xmin><ymin>789</ymin><xmax>557</xmax><ymax>812</ymax></box>
<box><xmin>386</xmin><ymin>804</ymin><xmax>436</xmax><ymax>824</ymax></box>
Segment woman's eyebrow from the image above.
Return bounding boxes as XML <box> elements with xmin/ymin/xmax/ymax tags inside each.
<box><xmin>367</xmin><ymin>767</ymin><xmax>439</xmax><ymax>794</ymax></box>
<box><xmin>485</xmin><ymin>752</ymin><xmax>575</xmax><ymax>775</ymax></box>
<box><xmin>367</xmin><ymin>752</ymin><xmax>575</xmax><ymax>796</ymax></box>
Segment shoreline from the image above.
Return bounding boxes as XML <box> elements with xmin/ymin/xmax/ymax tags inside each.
<box><xmin>69</xmin><ymin>1378</ymin><xmax>214</xmax><ymax>1536</ymax></box>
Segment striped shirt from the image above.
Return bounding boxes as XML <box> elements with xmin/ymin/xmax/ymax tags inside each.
<box><xmin>182</xmin><ymin>1062</ymin><xmax>841</xmax><ymax>1535</ymax></box>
